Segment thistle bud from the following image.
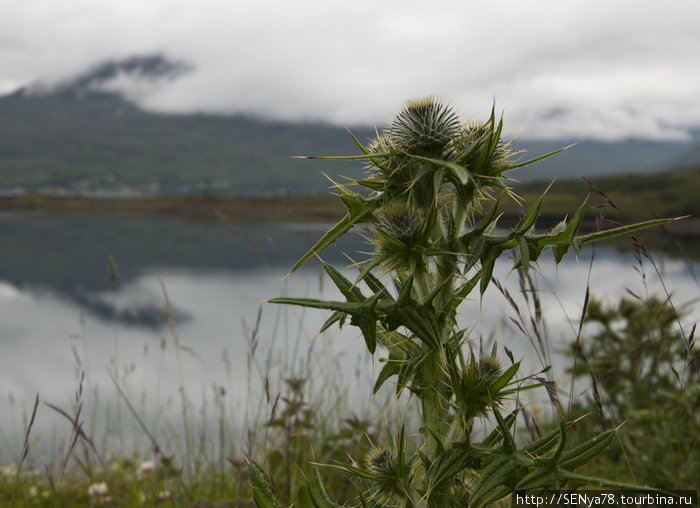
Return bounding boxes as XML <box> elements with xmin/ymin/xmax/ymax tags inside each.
<box><xmin>364</xmin><ymin>447</ymin><xmax>412</xmax><ymax>504</ymax></box>
<box><xmin>377</xmin><ymin>202</ymin><xmax>422</xmax><ymax>246</ymax></box>
<box><xmin>365</xmin><ymin>133</ymin><xmax>399</xmax><ymax>177</ymax></box>
<box><xmin>390</xmin><ymin>97</ymin><xmax>459</xmax><ymax>155</ymax></box>
<box><xmin>365</xmin><ymin>447</ymin><xmax>397</xmax><ymax>478</ymax></box>
<box><xmin>477</xmin><ymin>354</ymin><xmax>503</xmax><ymax>386</ymax></box>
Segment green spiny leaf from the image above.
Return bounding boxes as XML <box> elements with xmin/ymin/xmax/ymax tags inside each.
<box><xmin>307</xmin><ymin>465</ymin><xmax>341</xmax><ymax>508</ymax></box>
<box><xmin>346</xmin><ymin>128</ymin><xmax>370</xmax><ymax>154</ymax></box>
<box><xmin>338</xmin><ymin>186</ymin><xmax>378</xmax><ymax>219</ymax></box>
<box><xmin>428</xmin><ymin>441</ymin><xmax>484</xmax><ymax>489</ymax></box>
<box><xmin>558</xmin><ymin>429</ymin><xmax>613</xmax><ymax>470</ymax></box>
<box><xmin>516</xmin><ymin>235</ymin><xmax>531</xmax><ymax>277</ymax></box>
<box><xmin>395</xmin><ymin>274</ymin><xmax>414</xmax><ymax>304</ymax></box>
<box><xmin>508</xmin><ymin>144</ymin><xmax>574</xmax><ymax>170</ymax></box>
<box><xmin>480</xmin><ymin>254</ymin><xmax>497</xmax><ymax>297</ymax></box>
<box><xmin>523</xmin><ymin>426</ymin><xmax>565</xmax><ymax>457</ymax></box>
<box><xmin>373</xmin><ymin>357</ymin><xmax>402</xmax><ymax>394</ymax></box>
<box><xmin>357</xmin><ymin>314</ymin><xmax>378</xmax><ymax>354</ymax></box>
<box><xmin>556</xmin><ymin>470</ymin><xmax>667</xmax><ymax>492</ymax></box>
<box><xmin>483</xmin><ymin>409</ymin><xmax>518</xmax><ymax>447</ymax></box>
<box><xmin>323</xmin><ymin>462</ymin><xmax>380</xmax><ymax>482</ymax></box>
<box><xmin>294</xmin><ymin>152</ymin><xmax>391</xmax><ymax>161</ymax></box>
<box><xmin>396</xmin><ymin>358</ymin><xmax>414</xmax><ymax>395</ymax></box>
<box><xmin>474</xmin><ymin>198</ymin><xmax>501</xmax><ymax>235</ymax></box>
<box><xmin>268</xmin><ymin>296</ymin><xmax>359</xmax><ymax>313</ymax></box>
<box><xmin>249</xmin><ymin>464</ymin><xmax>283</xmax><ymax>508</ymax></box>
<box><xmin>462</xmin><ymin>238</ymin><xmax>485</xmax><ymax>272</ymax></box>
<box><xmin>488</xmin><ymin>362</ymin><xmax>520</xmax><ymax>395</ymax></box>
<box><xmin>324</xmin><ymin>263</ymin><xmax>364</xmax><ymax>302</ymax></box>
<box><xmin>552</xmin><ymin>241</ymin><xmax>570</xmax><ymax>265</ymax></box>
<box><xmin>320</xmin><ymin>310</ymin><xmax>346</xmax><ymax>333</ymax></box>
<box><xmin>353</xmin><ymin>257</ymin><xmax>387</xmax><ymax>294</ymax></box>
<box><xmin>397</xmin><ymin>308</ymin><xmax>441</xmax><ymax>351</ymax></box>
<box><xmin>410</xmin><ymin>154</ymin><xmax>473</xmax><ymax>186</ymax></box>
<box><xmin>468</xmin><ymin>454</ymin><xmax>519</xmax><ymax>507</ymax></box>
<box><xmin>290</xmin><ymin>215</ymin><xmax>354</xmax><ymax>274</ymax></box>
<box><xmin>548</xmin><ymin>420</ymin><xmax>568</xmax><ymax>467</ymax></box>
<box><xmin>290</xmin><ymin>190</ymin><xmax>377</xmax><ymax>273</ymax></box>
<box><xmin>514</xmin><ymin>468</ymin><xmax>559</xmax><ymax>491</ymax></box>
<box><xmin>573</xmin><ymin>218</ymin><xmax>678</xmax><ymax>251</ymax></box>
<box><xmin>491</xmin><ymin>404</ymin><xmax>516</xmax><ymax>452</ymax></box>
<box><xmin>432</xmin><ymin>167</ymin><xmax>447</xmax><ymax>198</ymax></box>
<box><xmin>514</xmin><ymin>190</ymin><xmax>546</xmax><ymax>235</ymax></box>
<box><xmin>357</xmin><ymin>179</ymin><xmax>385</xmax><ymax>191</ymax></box>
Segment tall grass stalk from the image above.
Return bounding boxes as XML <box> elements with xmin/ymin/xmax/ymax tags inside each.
<box><xmin>9</xmin><ymin>394</ymin><xmax>38</xmax><ymax>507</ymax></box>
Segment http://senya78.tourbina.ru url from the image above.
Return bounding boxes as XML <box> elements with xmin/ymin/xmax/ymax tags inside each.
<box><xmin>513</xmin><ymin>490</ymin><xmax>697</xmax><ymax>507</ymax></box>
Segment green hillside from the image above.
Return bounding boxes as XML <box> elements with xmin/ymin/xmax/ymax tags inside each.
<box><xmin>0</xmin><ymin>89</ymin><xmax>373</xmax><ymax>194</ymax></box>
<box><xmin>508</xmin><ymin>165</ymin><xmax>700</xmax><ymax>220</ymax></box>
<box><xmin>1</xmin><ymin>55</ymin><xmax>698</xmax><ymax>195</ymax></box>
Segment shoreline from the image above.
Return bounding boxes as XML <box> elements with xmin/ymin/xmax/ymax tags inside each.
<box><xmin>1</xmin><ymin>193</ymin><xmax>698</xmax><ymax>233</ymax></box>
<box><xmin>0</xmin><ymin>193</ymin><xmax>344</xmax><ymax>223</ymax></box>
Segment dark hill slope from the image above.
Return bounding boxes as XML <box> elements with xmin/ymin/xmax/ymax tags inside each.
<box><xmin>1</xmin><ymin>56</ymin><xmax>698</xmax><ymax>194</ymax></box>
<box><xmin>0</xmin><ymin>89</ymin><xmax>374</xmax><ymax>194</ymax></box>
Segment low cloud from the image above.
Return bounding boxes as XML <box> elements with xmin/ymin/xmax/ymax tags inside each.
<box><xmin>2</xmin><ymin>0</ymin><xmax>700</xmax><ymax>140</ymax></box>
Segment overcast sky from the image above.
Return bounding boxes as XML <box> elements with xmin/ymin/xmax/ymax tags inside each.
<box><xmin>2</xmin><ymin>0</ymin><xmax>700</xmax><ymax>140</ymax></box>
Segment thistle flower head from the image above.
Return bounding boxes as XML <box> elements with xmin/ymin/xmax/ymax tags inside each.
<box><xmin>390</xmin><ymin>97</ymin><xmax>460</xmax><ymax>155</ymax></box>
<box><xmin>458</xmin><ymin>353</ymin><xmax>507</xmax><ymax>420</ymax></box>
<box><xmin>377</xmin><ymin>202</ymin><xmax>422</xmax><ymax>245</ymax></box>
<box><xmin>455</xmin><ymin>119</ymin><xmax>513</xmax><ymax>179</ymax></box>
<box><xmin>364</xmin><ymin>447</ymin><xmax>413</xmax><ymax>505</ymax></box>
<box><xmin>371</xmin><ymin>202</ymin><xmax>426</xmax><ymax>272</ymax></box>
<box><xmin>477</xmin><ymin>354</ymin><xmax>503</xmax><ymax>386</ymax></box>
<box><xmin>365</xmin><ymin>447</ymin><xmax>397</xmax><ymax>477</ymax></box>
<box><xmin>365</xmin><ymin>133</ymin><xmax>397</xmax><ymax>175</ymax></box>
<box><xmin>367</xmin><ymin>132</ymin><xmax>394</xmax><ymax>153</ymax></box>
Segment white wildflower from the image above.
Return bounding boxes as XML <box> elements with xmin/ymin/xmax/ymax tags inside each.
<box><xmin>138</xmin><ymin>460</ymin><xmax>156</xmax><ymax>480</ymax></box>
<box><xmin>88</xmin><ymin>481</ymin><xmax>110</xmax><ymax>503</ymax></box>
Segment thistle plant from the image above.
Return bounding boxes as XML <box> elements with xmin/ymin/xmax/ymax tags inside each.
<box><xmin>250</xmin><ymin>97</ymin><xmax>676</xmax><ymax>507</ymax></box>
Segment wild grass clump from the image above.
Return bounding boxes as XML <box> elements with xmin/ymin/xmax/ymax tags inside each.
<box><xmin>2</xmin><ymin>305</ymin><xmax>385</xmax><ymax>507</ymax></box>
<box><xmin>255</xmin><ymin>97</ymin><xmax>681</xmax><ymax>506</ymax></box>
<box><xmin>1</xmin><ymin>240</ymin><xmax>394</xmax><ymax>507</ymax></box>
<box><xmin>567</xmin><ymin>291</ymin><xmax>699</xmax><ymax>489</ymax></box>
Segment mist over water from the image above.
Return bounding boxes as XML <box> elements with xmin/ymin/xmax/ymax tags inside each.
<box><xmin>1</xmin><ymin>213</ymin><xmax>697</xmax><ymax>463</ymax></box>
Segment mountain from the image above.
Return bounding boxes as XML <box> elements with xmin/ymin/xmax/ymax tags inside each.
<box><xmin>1</xmin><ymin>55</ymin><xmax>699</xmax><ymax>194</ymax></box>
<box><xmin>1</xmin><ymin>61</ymin><xmax>376</xmax><ymax>195</ymax></box>
<box><xmin>508</xmin><ymin>138</ymin><xmax>695</xmax><ymax>182</ymax></box>
<box><xmin>668</xmin><ymin>131</ymin><xmax>700</xmax><ymax>169</ymax></box>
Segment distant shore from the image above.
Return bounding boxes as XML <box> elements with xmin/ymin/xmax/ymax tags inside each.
<box><xmin>1</xmin><ymin>193</ymin><xmax>697</xmax><ymax>234</ymax></box>
<box><xmin>0</xmin><ymin>193</ymin><xmax>344</xmax><ymax>223</ymax></box>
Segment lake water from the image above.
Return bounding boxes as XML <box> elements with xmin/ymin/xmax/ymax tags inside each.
<box><xmin>1</xmin><ymin>212</ymin><xmax>698</xmax><ymax>463</ymax></box>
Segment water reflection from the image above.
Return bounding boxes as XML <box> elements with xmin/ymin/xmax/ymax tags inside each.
<box><xmin>1</xmin><ymin>213</ymin><xmax>697</xmax><ymax>463</ymax></box>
